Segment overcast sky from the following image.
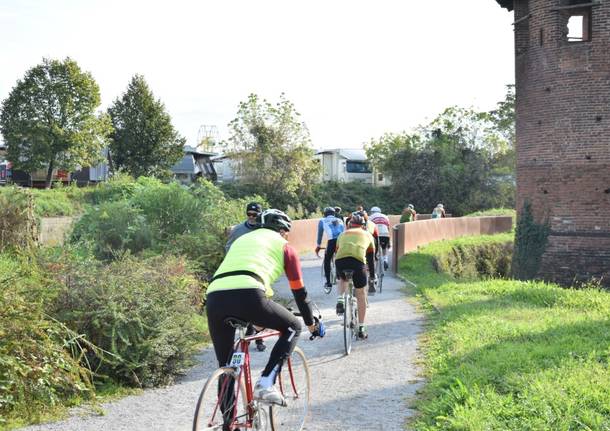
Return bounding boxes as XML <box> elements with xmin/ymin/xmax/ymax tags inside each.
<box><xmin>0</xmin><ymin>0</ymin><xmax>515</xmax><ymax>150</ymax></box>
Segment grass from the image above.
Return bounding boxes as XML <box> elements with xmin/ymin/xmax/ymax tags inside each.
<box><xmin>400</xmin><ymin>234</ymin><xmax>610</xmax><ymax>431</ymax></box>
<box><xmin>465</xmin><ymin>208</ymin><xmax>516</xmax><ymax>226</ymax></box>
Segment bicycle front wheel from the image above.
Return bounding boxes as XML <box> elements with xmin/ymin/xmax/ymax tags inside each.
<box><xmin>377</xmin><ymin>262</ymin><xmax>384</xmax><ymax>294</ymax></box>
<box><xmin>193</xmin><ymin>367</ymin><xmax>248</xmax><ymax>431</ymax></box>
<box><xmin>271</xmin><ymin>347</ymin><xmax>311</xmax><ymax>431</ymax></box>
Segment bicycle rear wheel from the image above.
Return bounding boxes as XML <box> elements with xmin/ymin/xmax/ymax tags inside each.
<box><xmin>271</xmin><ymin>347</ymin><xmax>310</xmax><ymax>431</ymax></box>
<box><xmin>343</xmin><ymin>288</ymin><xmax>354</xmax><ymax>355</ymax></box>
<box><xmin>330</xmin><ymin>258</ymin><xmax>337</xmax><ymax>286</ymax></box>
<box><xmin>192</xmin><ymin>367</ymin><xmax>248</xmax><ymax>431</ymax></box>
<box><xmin>377</xmin><ymin>260</ymin><xmax>384</xmax><ymax>294</ymax></box>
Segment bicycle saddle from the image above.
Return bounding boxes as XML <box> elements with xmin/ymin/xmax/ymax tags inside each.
<box><xmin>343</xmin><ymin>269</ymin><xmax>354</xmax><ymax>278</ymax></box>
<box><xmin>224</xmin><ymin>316</ymin><xmax>249</xmax><ymax>328</ymax></box>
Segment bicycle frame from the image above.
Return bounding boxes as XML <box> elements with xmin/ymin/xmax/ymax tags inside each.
<box><xmin>227</xmin><ymin>328</ymin><xmax>281</xmax><ymax>428</ymax></box>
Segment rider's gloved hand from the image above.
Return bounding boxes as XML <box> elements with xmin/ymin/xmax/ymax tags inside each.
<box><xmin>315</xmin><ymin>246</ymin><xmax>321</xmax><ymax>256</ymax></box>
<box><xmin>309</xmin><ymin>316</ymin><xmax>326</xmax><ymax>340</ymax></box>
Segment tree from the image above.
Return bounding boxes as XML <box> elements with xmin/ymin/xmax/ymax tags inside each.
<box><xmin>108</xmin><ymin>75</ymin><xmax>185</xmax><ymax>178</ymax></box>
<box><xmin>0</xmin><ymin>58</ymin><xmax>111</xmax><ymax>188</ymax></box>
<box><xmin>225</xmin><ymin>93</ymin><xmax>320</xmax><ymax>209</ymax></box>
<box><xmin>366</xmin><ymin>86</ymin><xmax>516</xmax><ymax>215</ymax></box>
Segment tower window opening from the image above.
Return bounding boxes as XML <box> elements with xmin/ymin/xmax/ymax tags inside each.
<box><xmin>566</xmin><ymin>8</ymin><xmax>592</xmax><ymax>42</ymax></box>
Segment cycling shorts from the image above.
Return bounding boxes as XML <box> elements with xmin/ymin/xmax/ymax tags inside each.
<box><xmin>379</xmin><ymin>237</ymin><xmax>390</xmax><ymax>250</ymax></box>
<box><xmin>335</xmin><ymin>257</ymin><xmax>367</xmax><ymax>289</ymax></box>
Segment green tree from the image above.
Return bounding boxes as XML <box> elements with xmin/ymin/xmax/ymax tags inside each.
<box><xmin>366</xmin><ymin>86</ymin><xmax>516</xmax><ymax>215</ymax></box>
<box><xmin>108</xmin><ymin>75</ymin><xmax>185</xmax><ymax>178</ymax></box>
<box><xmin>0</xmin><ymin>58</ymin><xmax>111</xmax><ymax>188</ymax></box>
<box><xmin>225</xmin><ymin>93</ymin><xmax>320</xmax><ymax>209</ymax></box>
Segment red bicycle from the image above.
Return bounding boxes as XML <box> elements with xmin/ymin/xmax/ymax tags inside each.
<box><xmin>192</xmin><ymin>317</ymin><xmax>311</xmax><ymax>431</ymax></box>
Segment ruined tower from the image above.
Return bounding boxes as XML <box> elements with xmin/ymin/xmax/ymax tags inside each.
<box><xmin>496</xmin><ymin>0</ymin><xmax>610</xmax><ymax>285</ymax></box>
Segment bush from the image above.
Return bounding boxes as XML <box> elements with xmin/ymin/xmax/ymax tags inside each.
<box><xmin>0</xmin><ymin>253</ymin><xmax>92</xmax><ymax>425</ymax></box>
<box><xmin>47</xmin><ymin>253</ymin><xmax>204</xmax><ymax>387</ymax></box>
<box><xmin>0</xmin><ymin>187</ymin><xmax>38</xmax><ymax>252</ymax></box>
<box><xmin>71</xmin><ymin>201</ymin><xmax>152</xmax><ymax>260</ymax></box>
<box><xmin>432</xmin><ymin>236</ymin><xmax>513</xmax><ymax>279</ymax></box>
<box><xmin>85</xmin><ymin>172</ymin><xmax>147</xmax><ymax>205</ymax></box>
<box><xmin>131</xmin><ymin>181</ymin><xmax>204</xmax><ymax>242</ymax></box>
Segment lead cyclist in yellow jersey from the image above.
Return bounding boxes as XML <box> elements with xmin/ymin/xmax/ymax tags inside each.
<box><xmin>334</xmin><ymin>213</ymin><xmax>376</xmax><ymax>340</ymax></box>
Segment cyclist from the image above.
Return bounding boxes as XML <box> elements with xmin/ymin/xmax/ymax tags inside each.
<box><xmin>355</xmin><ymin>209</ymin><xmax>379</xmax><ymax>294</ymax></box>
<box><xmin>225</xmin><ymin>202</ymin><xmax>262</xmax><ymax>253</ymax></box>
<box><xmin>432</xmin><ymin>203</ymin><xmax>446</xmax><ymax>219</ymax></box>
<box><xmin>224</xmin><ymin>201</ymin><xmax>267</xmax><ymax>352</ymax></box>
<box><xmin>369</xmin><ymin>206</ymin><xmax>391</xmax><ymax>270</ymax></box>
<box><xmin>315</xmin><ymin>207</ymin><xmax>345</xmax><ymax>290</ymax></box>
<box><xmin>400</xmin><ymin>204</ymin><xmax>417</xmax><ymax>223</ymax></box>
<box><xmin>206</xmin><ymin>209</ymin><xmax>325</xmax><ymax>406</ymax></box>
<box><xmin>334</xmin><ymin>212</ymin><xmax>376</xmax><ymax>340</ymax></box>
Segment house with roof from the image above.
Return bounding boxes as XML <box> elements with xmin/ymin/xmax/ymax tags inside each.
<box><xmin>171</xmin><ymin>145</ymin><xmax>217</xmax><ymax>184</ymax></box>
<box><xmin>315</xmin><ymin>148</ymin><xmax>389</xmax><ymax>186</ymax></box>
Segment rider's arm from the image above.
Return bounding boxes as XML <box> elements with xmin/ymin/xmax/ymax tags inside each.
<box><xmin>316</xmin><ymin>219</ymin><xmax>324</xmax><ymax>247</ymax></box>
<box><xmin>284</xmin><ymin>244</ymin><xmax>315</xmax><ymax>330</ymax></box>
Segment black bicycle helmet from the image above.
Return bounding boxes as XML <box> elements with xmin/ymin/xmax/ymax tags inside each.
<box><xmin>350</xmin><ymin>212</ymin><xmax>365</xmax><ymax>226</ymax></box>
<box><xmin>261</xmin><ymin>209</ymin><xmax>292</xmax><ymax>232</ymax></box>
<box><xmin>323</xmin><ymin>207</ymin><xmax>335</xmax><ymax>217</ymax></box>
<box><xmin>334</xmin><ymin>206</ymin><xmax>342</xmax><ymax>216</ymax></box>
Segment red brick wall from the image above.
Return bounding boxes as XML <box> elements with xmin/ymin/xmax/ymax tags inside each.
<box><xmin>511</xmin><ymin>0</ymin><xmax>610</xmax><ymax>285</ymax></box>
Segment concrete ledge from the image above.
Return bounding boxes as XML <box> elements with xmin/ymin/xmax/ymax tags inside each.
<box><xmin>39</xmin><ymin>216</ymin><xmax>75</xmax><ymax>246</ymax></box>
<box><xmin>391</xmin><ymin>216</ymin><xmax>513</xmax><ymax>271</ymax></box>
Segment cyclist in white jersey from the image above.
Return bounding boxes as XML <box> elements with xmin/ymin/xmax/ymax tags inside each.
<box><xmin>369</xmin><ymin>206</ymin><xmax>391</xmax><ymax>270</ymax></box>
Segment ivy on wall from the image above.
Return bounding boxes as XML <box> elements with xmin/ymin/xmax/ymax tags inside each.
<box><xmin>512</xmin><ymin>200</ymin><xmax>550</xmax><ymax>280</ymax></box>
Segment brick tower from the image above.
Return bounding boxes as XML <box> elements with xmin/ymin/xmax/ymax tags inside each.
<box><xmin>496</xmin><ymin>0</ymin><xmax>610</xmax><ymax>285</ymax></box>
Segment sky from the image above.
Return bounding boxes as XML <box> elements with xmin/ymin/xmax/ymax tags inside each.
<box><xmin>0</xmin><ymin>0</ymin><xmax>515</xmax><ymax>150</ymax></box>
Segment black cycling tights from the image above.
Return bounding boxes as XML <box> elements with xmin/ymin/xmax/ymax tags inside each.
<box><xmin>206</xmin><ymin>288</ymin><xmax>302</xmax><ymax>377</ymax></box>
<box><xmin>324</xmin><ymin>238</ymin><xmax>338</xmax><ymax>284</ymax></box>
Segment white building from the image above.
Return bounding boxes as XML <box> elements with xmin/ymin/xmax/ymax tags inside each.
<box><xmin>315</xmin><ymin>148</ymin><xmax>389</xmax><ymax>186</ymax></box>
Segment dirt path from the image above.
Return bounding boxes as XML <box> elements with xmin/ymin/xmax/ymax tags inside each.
<box><xmin>21</xmin><ymin>254</ymin><xmax>424</xmax><ymax>431</ymax></box>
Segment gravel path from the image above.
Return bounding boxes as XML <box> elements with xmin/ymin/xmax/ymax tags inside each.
<box><xmin>21</xmin><ymin>254</ymin><xmax>424</xmax><ymax>431</ymax></box>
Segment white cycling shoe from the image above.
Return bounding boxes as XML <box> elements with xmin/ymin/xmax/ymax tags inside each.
<box><xmin>253</xmin><ymin>383</ymin><xmax>286</xmax><ymax>406</ymax></box>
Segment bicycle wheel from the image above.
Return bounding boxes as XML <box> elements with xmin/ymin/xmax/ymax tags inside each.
<box><xmin>352</xmin><ymin>287</ymin><xmax>359</xmax><ymax>339</ymax></box>
<box><xmin>271</xmin><ymin>347</ymin><xmax>311</xmax><ymax>431</ymax></box>
<box><xmin>343</xmin><ymin>288</ymin><xmax>353</xmax><ymax>355</ymax></box>
<box><xmin>193</xmin><ymin>367</ymin><xmax>248</xmax><ymax>431</ymax></box>
<box><xmin>377</xmin><ymin>260</ymin><xmax>384</xmax><ymax>294</ymax></box>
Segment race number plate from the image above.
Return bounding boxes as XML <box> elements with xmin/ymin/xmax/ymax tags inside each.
<box><xmin>229</xmin><ymin>352</ymin><xmax>245</xmax><ymax>367</ymax></box>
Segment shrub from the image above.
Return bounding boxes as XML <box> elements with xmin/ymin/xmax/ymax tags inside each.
<box><xmin>0</xmin><ymin>253</ymin><xmax>92</xmax><ymax>424</ymax></box>
<box><xmin>47</xmin><ymin>253</ymin><xmax>204</xmax><ymax>387</ymax></box>
<box><xmin>131</xmin><ymin>181</ymin><xmax>204</xmax><ymax>242</ymax></box>
<box><xmin>85</xmin><ymin>172</ymin><xmax>145</xmax><ymax>204</ymax></box>
<box><xmin>512</xmin><ymin>201</ymin><xmax>549</xmax><ymax>280</ymax></box>
<box><xmin>0</xmin><ymin>187</ymin><xmax>38</xmax><ymax>252</ymax></box>
<box><xmin>71</xmin><ymin>201</ymin><xmax>152</xmax><ymax>260</ymax></box>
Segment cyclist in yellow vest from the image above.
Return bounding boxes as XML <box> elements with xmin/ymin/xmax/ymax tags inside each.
<box><xmin>334</xmin><ymin>212</ymin><xmax>376</xmax><ymax>340</ymax></box>
<box><xmin>206</xmin><ymin>209</ymin><xmax>325</xmax><ymax>406</ymax></box>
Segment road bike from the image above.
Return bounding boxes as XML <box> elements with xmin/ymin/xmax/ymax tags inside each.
<box><xmin>342</xmin><ymin>270</ymin><xmax>358</xmax><ymax>355</ymax></box>
<box><xmin>192</xmin><ymin>318</ymin><xmax>310</xmax><ymax>431</ymax></box>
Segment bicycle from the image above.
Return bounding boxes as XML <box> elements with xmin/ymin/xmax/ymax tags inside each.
<box><xmin>317</xmin><ymin>247</ymin><xmax>336</xmax><ymax>294</ymax></box>
<box><xmin>342</xmin><ymin>270</ymin><xmax>358</xmax><ymax>355</ymax></box>
<box><xmin>192</xmin><ymin>318</ymin><xmax>312</xmax><ymax>431</ymax></box>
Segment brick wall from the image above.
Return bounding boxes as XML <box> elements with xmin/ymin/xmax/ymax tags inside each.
<box><xmin>510</xmin><ymin>0</ymin><xmax>610</xmax><ymax>285</ymax></box>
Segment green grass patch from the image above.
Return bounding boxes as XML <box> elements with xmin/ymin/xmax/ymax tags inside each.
<box><xmin>400</xmin><ymin>234</ymin><xmax>610</xmax><ymax>430</ymax></box>
<box><xmin>465</xmin><ymin>208</ymin><xmax>516</xmax><ymax>226</ymax></box>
